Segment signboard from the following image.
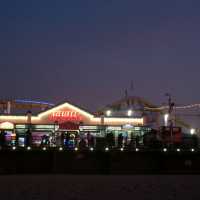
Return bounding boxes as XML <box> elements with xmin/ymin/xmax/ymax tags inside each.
<box><xmin>59</xmin><ymin>122</ymin><xmax>79</xmax><ymax>130</ymax></box>
<box><xmin>79</xmin><ymin>126</ymin><xmax>98</xmax><ymax>131</ymax></box>
<box><xmin>107</xmin><ymin>126</ymin><xmax>122</xmax><ymax>131</ymax></box>
<box><xmin>48</xmin><ymin>110</ymin><xmax>82</xmax><ymax>122</ymax></box>
<box><xmin>0</xmin><ymin>122</ymin><xmax>14</xmax><ymax>130</ymax></box>
<box><xmin>122</xmin><ymin>124</ymin><xmax>134</xmax><ymax>129</ymax></box>
<box><xmin>32</xmin><ymin>125</ymin><xmax>58</xmax><ymax>130</ymax></box>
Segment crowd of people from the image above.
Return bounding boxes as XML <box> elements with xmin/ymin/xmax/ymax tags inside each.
<box><xmin>0</xmin><ymin>130</ymin><xmax>141</xmax><ymax>149</ymax></box>
<box><xmin>105</xmin><ymin>132</ymin><xmax>140</xmax><ymax>148</ymax></box>
<box><xmin>0</xmin><ymin>130</ymin><xmax>97</xmax><ymax>149</ymax></box>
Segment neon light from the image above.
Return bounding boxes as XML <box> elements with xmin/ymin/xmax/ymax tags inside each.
<box><xmin>38</xmin><ymin>103</ymin><xmax>94</xmax><ymax>119</ymax></box>
<box><xmin>0</xmin><ymin>122</ymin><xmax>14</xmax><ymax>129</ymax></box>
<box><xmin>0</xmin><ymin>102</ymin><xmax>144</xmax><ymax>126</ymax></box>
<box><xmin>15</xmin><ymin>99</ymin><xmax>54</xmax><ymax>106</ymax></box>
<box><xmin>49</xmin><ymin>110</ymin><xmax>82</xmax><ymax>122</ymax></box>
<box><xmin>103</xmin><ymin>117</ymin><xmax>143</xmax><ymax>124</ymax></box>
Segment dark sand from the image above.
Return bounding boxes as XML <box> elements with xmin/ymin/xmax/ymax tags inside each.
<box><xmin>0</xmin><ymin>175</ymin><xmax>199</xmax><ymax>200</ymax></box>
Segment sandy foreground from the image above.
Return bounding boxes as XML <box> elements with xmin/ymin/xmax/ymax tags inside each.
<box><xmin>0</xmin><ymin>175</ymin><xmax>199</xmax><ymax>200</ymax></box>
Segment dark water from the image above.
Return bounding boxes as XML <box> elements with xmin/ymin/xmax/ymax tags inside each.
<box><xmin>0</xmin><ymin>175</ymin><xmax>199</xmax><ymax>200</ymax></box>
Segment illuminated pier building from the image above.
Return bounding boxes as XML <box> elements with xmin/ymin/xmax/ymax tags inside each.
<box><xmin>0</xmin><ymin>98</ymin><xmax>150</xmax><ymax>147</ymax></box>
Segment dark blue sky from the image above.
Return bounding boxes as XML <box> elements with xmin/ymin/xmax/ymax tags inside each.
<box><xmin>0</xmin><ymin>0</ymin><xmax>200</xmax><ymax>110</ymax></box>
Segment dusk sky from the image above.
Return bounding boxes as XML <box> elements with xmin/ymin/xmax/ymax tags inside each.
<box><xmin>1</xmin><ymin>0</ymin><xmax>200</xmax><ymax>110</ymax></box>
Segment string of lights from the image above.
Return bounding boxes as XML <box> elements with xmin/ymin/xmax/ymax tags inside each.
<box><xmin>7</xmin><ymin>146</ymin><xmax>197</xmax><ymax>153</ymax></box>
<box><xmin>145</xmin><ymin>104</ymin><xmax>200</xmax><ymax>111</ymax></box>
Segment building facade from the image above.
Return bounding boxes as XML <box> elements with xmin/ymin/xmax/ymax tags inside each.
<box><xmin>0</xmin><ymin>101</ymin><xmax>149</xmax><ymax>147</ymax></box>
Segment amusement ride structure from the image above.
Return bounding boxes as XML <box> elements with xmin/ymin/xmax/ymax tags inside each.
<box><xmin>96</xmin><ymin>95</ymin><xmax>200</xmax><ymax>133</ymax></box>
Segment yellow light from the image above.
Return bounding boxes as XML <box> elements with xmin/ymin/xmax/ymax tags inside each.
<box><xmin>105</xmin><ymin>147</ymin><xmax>109</xmax><ymax>151</ymax></box>
<box><xmin>164</xmin><ymin>114</ymin><xmax>169</xmax><ymax>126</ymax></box>
<box><xmin>0</xmin><ymin>122</ymin><xmax>14</xmax><ymax>129</ymax></box>
<box><xmin>12</xmin><ymin>146</ymin><xmax>16</xmax><ymax>150</ymax></box>
<box><xmin>38</xmin><ymin>102</ymin><xmax>94</xmax><ymax>119</ymax></box>
<box><xmin>190</xmin><ymin>129</ymin><xmax>195</xmax><ymax>135</ymax></box>
<box><xmin>127</xmin><ymin>110</ymin><xmax>132</xmax><ymax>116</ymax></box>
<box><xmin>0</xmin><ymin>101</ymin><xmax>144</xmax><ymax>127</ymax></box>
<box><xmin>59</xmin><ymin>147</ymin><xmax>63</xmax><ymax>151</ymax></box>
<box><xmin>106</xmin><ymin>110</ymin><xmax>111</xmax><ymax>116</ymax></box>
<box><xmin>74</xmin><ymin>147</ymin><xmax>78</xmax><ymax>151</ymax></box>
<box><xmin>0</xmin><ymin>116</ymin><xmax>27</xmax><ymax>120</ymax></box>
<box><xmin>163</xmin><ymin>148</ymin><xmax>167</xmax><ymax>152</ymax></box>
<box><xmin>103</xmin><ymin>117</ymin><xmax>143</xmax><ymax>125</ymax></box>
<box><xmin>90</xmin><ymin>147</ymin><xmax>94</xmax><ymax>151</ymax></box>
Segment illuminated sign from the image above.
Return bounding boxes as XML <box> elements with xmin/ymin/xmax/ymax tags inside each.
<box><xmin>0</xmin><ymin>122</ymin><xmax>14</xmax><ymax>130</ymax></box>
<box><xmin>48</xmin><ymin>110</ymin><xmax>82</xmax><ymax>122</ymax></box>
<box><xmin>79</xmin><ymin>126</ymin><xmax>98</xmax><ymax>131</ymax></box>
<box><xmin>122</xmin><ymin>124</ymin><xmax>134</xmax><ymax>129</ymax></box>
<box><xmin>107</xmin><ymin>126</ymin><xmax>122</xmax><ymax>131</ymax></box>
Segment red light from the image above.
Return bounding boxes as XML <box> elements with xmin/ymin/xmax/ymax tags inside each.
<box><xmin>49</xmin><ymin>110</ymin><xmax>82</xmax><ymax>122</ymax></box>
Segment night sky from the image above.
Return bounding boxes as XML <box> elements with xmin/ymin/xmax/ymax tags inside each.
<box><xmin>1</xmin><ymin>0</ymin><xmax>200</xmax><ymax>111</ymax></box>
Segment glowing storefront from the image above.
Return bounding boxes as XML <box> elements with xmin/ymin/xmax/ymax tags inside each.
<box><xmin>0</xmin><ymin>101</ymin><xmax>146</xmax><ymax>146</ymax></box>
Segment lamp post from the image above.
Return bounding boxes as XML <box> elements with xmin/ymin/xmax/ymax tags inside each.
<box><xmin>190</xmin><ymin>128</ymin><xmax>195</xmax><ymax>135</ymax></box>
<box><xmin>52</xmin><ymin>121</ymin><xmax>58</xmax><ymax>147</ymax></box>
<box><xmin>100</xmin><ymin>114</ymin><xmax>105</xmax><ymax>137</ymax></box>
<box><xmin>127</xmin><ymin>110</ymin><xmax>133</xmax><ymax>117</ymax></box>
<box><xmin>106</xmin><ymin>110</ymin><xmax>111</xmax><ymax>117</ymax></box>
<box><xmin>26</xmin><ymin>110</ymin><xmax>32</xmax><ymax>148</ymax></box>
<box><xmin>164</xmin><ymin>113</ymin><xmax>169</xmax><ymax>126</ymax></box>
<box><xmin>165</xmin><ymin>93</ymin><xmax>175</xmax><ymax>147</ymax></box>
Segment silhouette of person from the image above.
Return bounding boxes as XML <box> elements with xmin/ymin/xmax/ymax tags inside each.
<box><xmin>65</xmin><ymin>132</ymin><xmax>70</xmax><ymax>147</ymax></box>
<box><xmin>89</xmin><ymin>134</ymin><xmax>95</xmax><ymax>147</ymax></box>
<box><xmin>26</xmin><ymin>129</ymin><xmax>32</xmax><ymax>147</ymax></box>
<box><xmin>79</xmin><ymin>138</ymin><xmax>87</xmax><ymax>150</ymax></box>
<box><xmin>106</xmin><ymin>132</ymin><xmax>114</xmax><ymax>148</ymax></box>
<box><xmin>60</xmin><ymin>132</ymin><xmax>64</xmax><ymax>145</ymax></box>
<box><xmin>135</xmin><ymin>135</ymin><xmax>140</xmax><ymax>147</ymax></box>
<box><xmin>15</xmin><ymin>133</ymin><xmax>19</xmax><ymax>147</ymax></box>
<box><xmin>0</xmin><ymin>131</ymin><xmax>6</xmax><ymax>148</ymax></box>
<box><xmin>41</xmin><ymin>135</ymin><xmax>48</xmax><ymax>146</ymax></box>
<box><xmin>118</xmin><ymin>133</ymin><xmax>123</xmax><ymax>148</ymax></box>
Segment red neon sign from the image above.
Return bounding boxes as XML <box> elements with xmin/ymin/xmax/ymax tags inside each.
<box><xmin>49</xmin><ymin>110</ymin><xmax>82</xmax><ymax>122</ymax></box>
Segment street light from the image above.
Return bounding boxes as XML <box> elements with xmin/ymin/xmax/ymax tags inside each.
<box><xmin>163</xmin><ymin>148</ymin><xmax>167</xmax><ymax>152</ymax></box>
<box><xmin>106</xmin><ymin>110</ymin><xmax>111</xmax><ymax>116</ymax></box>
<box><xmin>190</xmin><ymin>128</ymin><xmax>195</xmax><ymax>135</ymax></box>
<box><xmin>27</xmin><ymin>146</ymin><xmax>31</xmax><ymax>151</ymax></box>
<box><xmin>164</xmin><ymin>114</ymin><xmax>169</xmax><ymax>126</ymax></box>
<box><xmin>74</xmin><ymin>147</ymin><xmax>78</xmax><ymax>151</ymax></box>
<box><xmin>59</xmin><ymin>147</ymin><xmax>63</xmax><ymax>151</ymax></box>
<box><xmin>12</xmin><ymin>146</ymin><xmax>16</xmax><ymax>150</ymax></box>
<box><xmin>90</xmin><ymin>147</ymin><xmax>94</xmax><ymax>151</ymax></box>
<box><xmin>127</xmin><ymin>110</ymin><xmax>133</xmax><ymax>117</ymax></box>
<box><xmin>105</xmin><ymin>147</ymin><xmax>109</xmax><ymax>151</ymax></box>
<box><xmin>42</xmin><ymin>147</ymin><xmax>47</xmax><ymax>151</ymax></box>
